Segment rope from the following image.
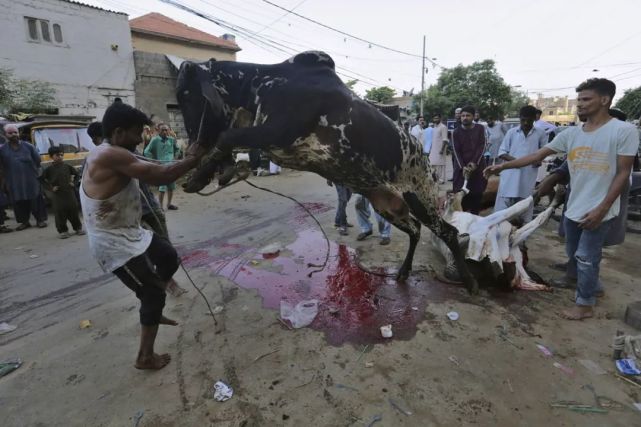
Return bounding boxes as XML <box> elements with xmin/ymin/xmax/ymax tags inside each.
<box><xmin>138</xmin><ymin>187</ymin><xmax>218</xmax><ymax>325</ymax></box>
<box><xmin>242</xmin><ymin>180</ymin><xmax>330</xmax><ymax>277</ymax></box>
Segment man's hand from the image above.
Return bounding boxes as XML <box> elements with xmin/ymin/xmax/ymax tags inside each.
<box><xmin>483</xmin><ymin>164</ymin><xmax>503</xmax><ymax>178</ymax></box>
<box><xmin>52</xmin><ymin>186</ymin><xmax>59</xmax><ymax>192</ymax></box>
<box><xmin>578</xmin><ymin>205</ymin><xmax>608</xmax><ymax>230</ymax></box>
<box><xmin>462</xmin><ymin>162</ymin><xmax>476</xmax><ymax>178</ymax></box>
<box><xmin>185</xmin><ymin>143</ymin><xmax>208</xmax><ymax>159</ymax></box>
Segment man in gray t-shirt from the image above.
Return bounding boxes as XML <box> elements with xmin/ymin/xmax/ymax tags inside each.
<box><xmin>484</xmin><ymin>78</ymin><xmax>637</xmax><ymax>321</ymax></box>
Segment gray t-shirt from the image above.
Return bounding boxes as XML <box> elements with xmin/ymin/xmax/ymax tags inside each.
<box><xmin>546</xmin><ymin>118</ymin><xmax>638</xmax><ymax>222</ymax></box>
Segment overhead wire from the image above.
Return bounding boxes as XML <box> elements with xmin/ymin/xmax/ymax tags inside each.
<box><xmin>159</xmin><ymin>0</ymin><xmax>411</xmax><ymax>91</ymax></box>
<box><xmin>260</xmin><ymin>0</ymin><xmax>447</xmax><ymax>69</ymax></box>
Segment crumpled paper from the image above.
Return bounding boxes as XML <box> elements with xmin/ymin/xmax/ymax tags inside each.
<box><xmin>213</xmin><ymin>380</ymin><xmax>234</xmax><ymax>402</ymax></box>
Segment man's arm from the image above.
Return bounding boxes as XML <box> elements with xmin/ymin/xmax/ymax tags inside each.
<box><xmin>498</xmin><ymin>131</ymin><xmax>514</xmax><ymax>162</ymax></box>
<box><xmin>143</xmin><ymin>138</ymin><xmax>156</xmax><ymax>158</ymax></box>
<box><xmin>104</xmin><ymin>144</ymin><xmax>205</xmax><ymax>186</ymax></box>
<box><xmin>28</xmin><ymin>143</ymin><xmax>41</xmax><ymax>168</ymax></box>
<box><xmin>579</xmin><ymin>155</ymin><xmax>634</xmax><ymax>230</ymax></box>
<box><xmin>484</xmin><ymin>147</ymin><xmax>556</xmax><ymax>177</ymax></box>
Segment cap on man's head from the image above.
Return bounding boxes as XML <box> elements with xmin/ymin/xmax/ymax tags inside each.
<box><xmin>455</xmin><ymin>107</ymin><xmax>462</xmax><ymax>113</ymax></box>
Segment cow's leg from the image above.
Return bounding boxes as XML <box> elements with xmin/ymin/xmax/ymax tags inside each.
<box><xmin>402</xmin><ymin>191</ymin><xmax>479</xmax><ymax>294</ymax></box>
<box><xmin>366</xmin><ymin>190</ymin><xmax>420</xmax><ymax>281</ymax></box>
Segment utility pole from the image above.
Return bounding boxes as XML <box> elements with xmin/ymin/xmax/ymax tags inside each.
<box><xmin>420</xmin><ymin>35</ymin><xmax>426</xmax><ymax>116</ymax></box>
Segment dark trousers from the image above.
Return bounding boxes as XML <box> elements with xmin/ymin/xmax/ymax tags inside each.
<box><xmin>462</xmin><ymin>192</ymin><xmax>483</xmax><ymax>215</ymax></box>
<box><xmin>14</xmin><ymin>195</ymin><xmax>47</xmax><ymax>224</ymax></box>
<box><xmin>53</xmin><ymin>203</ymin><xmax>82</xmax><ymax>233</ymax></box>
<box><xmin>112</xmin><ymin>234</ymin><xmax>180</xmax><ymax>325</ymax></box>
<box><xmin>142</xmin><ymin>209</ymin><xmax>169</xmax><ymax>241</ymax></box>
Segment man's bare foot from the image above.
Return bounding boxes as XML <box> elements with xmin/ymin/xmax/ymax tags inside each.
<box><xmin>559</xmin><ymin>305</ymin><xmax>593</xmax><ymax>320</ymax></box>
<box><xmin>159</xmin><ymin>315</ymin><xmax>178</xmax><ymax>326</ymax></box>
<box><xmin>166</xmin><ymin>279</ymin><xmax>188</xmax><ymax>297</ymax></box>
<box><xmin>135</xmin><ymin>353</ymin><xmax>171</xmax><ymax>370</ymax></box>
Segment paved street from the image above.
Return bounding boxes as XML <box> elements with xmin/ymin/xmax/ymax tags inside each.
<box><xmin>1</xmin><ymin>170</ymin><xmax>641</xmax><ymax>426</ymax></box>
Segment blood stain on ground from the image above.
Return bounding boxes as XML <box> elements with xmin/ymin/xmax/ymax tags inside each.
<box><xmin>179</xmin><ymin>222</ymin><xmax>460</xmax><ymax>345</ymax></box>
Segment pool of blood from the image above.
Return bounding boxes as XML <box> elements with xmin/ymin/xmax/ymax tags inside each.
<box><xmin>179</xmin><ymin>202</ymin><xmax>457</xmax><ymax>345</ymax></box>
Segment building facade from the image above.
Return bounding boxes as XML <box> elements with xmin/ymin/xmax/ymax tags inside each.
<box><xmin>130</xmin><ymin>13</ymin><xmax>240</xmax><ymax>137</ymax></box>
<box><xmin>0</xmin><ymin>0</ymin><xmax>135</xmax><ymax>118</ymax></box>
<box><xmin>532</xmin><ymin>94</ymin><xmax>579</xmax><ymax>124</ymax></box>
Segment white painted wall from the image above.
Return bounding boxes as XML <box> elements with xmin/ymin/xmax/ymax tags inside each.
<box><xmin>0</xmin><ymin>0</ymin><xmax>135</xmax><ymax>118</ymax></box>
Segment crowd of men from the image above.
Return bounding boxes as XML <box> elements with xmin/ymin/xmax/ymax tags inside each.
<box><xmin>409</xmin><ymin>78</ymin><xmax>639</xmax><ymax>321</ymax></box>
<box><xmin>1</xmin><ymin>77</ymin><xmax>638</xmax><ymax>371</ymax></box>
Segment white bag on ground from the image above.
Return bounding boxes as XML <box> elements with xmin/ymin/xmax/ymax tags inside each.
<box><xmin>269</xmin><ymin>162</ymin><xmax>281</xmax><ymax>174</ymax></box>
<box><xmin>280</xmin><ymin>299</ymin><xmax>319</xmax><ymax>328</ymax></box>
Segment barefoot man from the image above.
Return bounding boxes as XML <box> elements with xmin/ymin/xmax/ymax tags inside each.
<box><xmin>484</xmin><ymin>78</ymin><xmax>637</xmax><ymax>320</ymax></box>
<box><xmin>80</xmin><ymin>102</ymin><xmax>205</xmax><ymax>369</ymax></box>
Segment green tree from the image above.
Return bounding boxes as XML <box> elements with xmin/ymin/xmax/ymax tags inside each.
<box><xmin>615</xmin><ymin>86</ymin><xmax>641</xmax><ymax>120</ymax></box>
<box><xmin>365</xmin><ymin>86</ymin><xmax>396</xmax><ymax>104</ymax></box>
<box><xmin>505</xmin><ymin>89</ymin><xmax>531</xmax><ymax>118</ymax></box>
<box><xmin>344</xmin><ymin>79</ymin><xmax>358</xmax><ymax>90</ymax></box>
<box><xmin>0</xmin><ymin>68</ymin><xmax>57</xmax><ymax>114</ymax></box>
<box><xmin>415</xmin><ymin>60</ymin><xmax>514</xmax><ymax>118</ymax></box>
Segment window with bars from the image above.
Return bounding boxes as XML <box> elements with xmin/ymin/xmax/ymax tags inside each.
<box><xmin>24</xmin><ymin>17</ymin><xmax>63</xmax><ymax>44</ymax></box>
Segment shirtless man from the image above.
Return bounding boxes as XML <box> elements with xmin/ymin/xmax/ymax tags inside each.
<box><xmin>80</xmin><ymin>102</ymin><xmax>205</xmax><ymax>369</ymax></box>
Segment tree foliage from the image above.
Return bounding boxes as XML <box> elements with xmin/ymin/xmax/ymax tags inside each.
<box><xmin>365</xmin><ymin>86</ymin><xmax>396</xmax><ymax>104</ymax></box>
<box><xmin>615</xmin><ymin>86</ymin><xmax>641</xmax><ymax>120</ymax></box>
<box><xmin>344</xmin><ymin>79</ymin><xmax>358</xmax><ymax>90</ymax></box>
<box><xmin>415</xmin><ymin>60</ymin><xmax>515</xmax><ymax>119</ymax></box>
<box><xmin>0</xmin><ymin>68</ymin><xmax>57</xmax><ymax>114</ymax></box>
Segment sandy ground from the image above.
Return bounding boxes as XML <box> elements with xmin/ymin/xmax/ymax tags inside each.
<box><xmin>1</xmin><ymin>170</ymin><xmax>641</xmax><ymax>426</ymax></box>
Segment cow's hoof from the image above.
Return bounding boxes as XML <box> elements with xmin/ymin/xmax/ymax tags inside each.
<box><xmin>218</xmin><ymin>165</ymin><xmax>238</xmax><ymax>186</ymax></box>
<box><xmin>182</xmin><ymin>178</ymin><xmax>209</xmax><ymax>193</ymax></box>
<box><xmin>396</xmin><ymin>269</ymin><xmax>410</xmax><ymax>282</ymax></box>
<box><xmin>444</xmin><ymin>263</ymin><xmax>462</xmax><ymax>282</ymax></box>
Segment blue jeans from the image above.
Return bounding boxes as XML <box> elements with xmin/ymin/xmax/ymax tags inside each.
<box><xmin>334</xmin><ymin>185</ymin><xmax>352</xmax><ymax>227</ymax></box>
<box><xmin>355</xmin><ymin>195</ymin><xmax>391</xmax><ymax>238</ymax></box>
<box><xmin>564</xmin><ymin>217</ymin><xmax>613</xmax><ymax>306</ymax></box>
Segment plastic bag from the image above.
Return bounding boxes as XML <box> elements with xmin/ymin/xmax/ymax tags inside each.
<box><xmin>280</xmin><ymin>299</ymin><xmax>319</xmax><ymax>328</ymax></box>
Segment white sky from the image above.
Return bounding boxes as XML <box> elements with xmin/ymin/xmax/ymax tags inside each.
<box><xmin>84</xmin><ymin>0</ymin><xmax>641</xmax><ymax>101</ymax></box>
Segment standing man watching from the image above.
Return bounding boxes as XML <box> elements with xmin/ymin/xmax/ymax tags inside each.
<box><xmin>80</xmin><ymin>102</ymin><xmax>205</xmax><ymax>369</ymax></box>
<box><xmin>485</xmin><ymin>78</ymin><xmax>637</xmax><ymax>320</ymax></box>
<box><xmin>0</xmin><ymin>124</ymin><xmax>47</xmax><ymax>230</ymax></box>
<box><xmin>485</xmin><ymin>115</ymin><xmax>507</xmax><ymax>164</ymax></box>
<box><xmin>144</xmin><ymin>124</ymin><xmax>181</xmax><ymax>210</ymax></box>
<box><xmin>429</xmin><ymin>113</ymin><xmax>449</xmax><ymax>183</ymax></box>
<box><xmin>410</xmin><ymin>115</ymin><xmax>425</xmax><ymax>142</ymax></box>
<box><xmin>493</xmin><ymin>106</ymin><xmax>548</xmax><ymax>223</ymax></box>
<box><xmin>451</xmin><ymin>106</ymin><xmax>488</xmax><ymax>214</ymax></box>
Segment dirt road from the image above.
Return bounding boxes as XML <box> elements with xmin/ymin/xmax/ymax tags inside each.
<box><xmin>1</xmin><ymin>170</ymin><xmax>640</xmax><ymax>426</ymax></box>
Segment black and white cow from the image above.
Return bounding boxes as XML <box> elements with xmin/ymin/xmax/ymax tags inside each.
<box><xmin>177</xmin><ymin>51</ymin><xmax>479</xmax><ymax>293</ymax></box>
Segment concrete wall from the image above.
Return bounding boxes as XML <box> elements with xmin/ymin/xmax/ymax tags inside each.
<box><xmin>131</xmin><ymin>33</ymin><xmax>236</xmax><ymax>62</ymax></box>
<box><xmin>133</xmin><ymin>51</ymin><xmax>178</xmax><ymax>128</ymax></box>
<box><xmin>0</xmin><ymin>0</ymin><xmax>135</xmax><ymax>118</ymax></box>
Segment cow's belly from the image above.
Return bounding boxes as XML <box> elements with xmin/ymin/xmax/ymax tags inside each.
<box><xmin>267</xmin><ymin>133</ymin><xmax>390</xmax><ymax>190</ymax></box>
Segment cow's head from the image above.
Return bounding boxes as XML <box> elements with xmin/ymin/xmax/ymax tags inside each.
<box><xmin>177</xmin><ymin>60</ymin><xmax>240</xmax><ymax>192</ymax></box>
<box><xmin>176</xmin><ymin>60</ymin><xmax>229</xmax><ymax>148</ymax></box>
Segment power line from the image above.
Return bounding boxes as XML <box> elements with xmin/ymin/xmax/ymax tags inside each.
<box><xmin>261</xmin><ymin>0</ymin><xmax>446</xmax><ymax>69</ymax></box>
<box><xmin>159</xmin><ymin>0</ymin><xmax>408</xmax><ymax>91</ymax></box>
<box><xmin>255</xmin><ymin>0</ymin><xmax>308</xmax><ymax>34</ymax></box>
